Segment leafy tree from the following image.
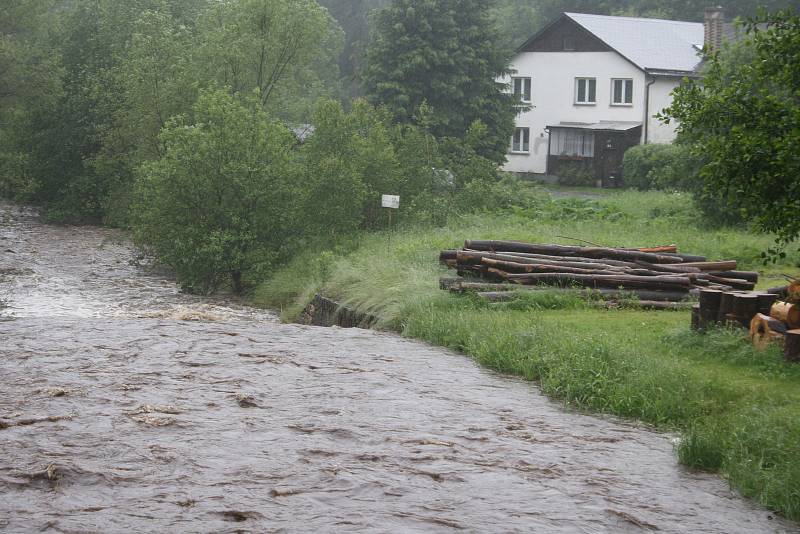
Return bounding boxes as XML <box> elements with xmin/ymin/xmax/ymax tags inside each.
<box><xmin>663</xmin><ymin>10</ymin><xmax>800</xmax><ymax>255</ymax></box>
<box><xmin>363</xmin><ymin>0</ymin><xmax>516</xmax><ymax>164</ymax></box>
<box><xmin>195</xmin><ymin>0</ymin><xmax>343</xmax><ymax>121</ymax></box>
<box><xmin>133</xmin><ymin>89</ymin><xmax>299</xmax><ymax>294</ymax></box>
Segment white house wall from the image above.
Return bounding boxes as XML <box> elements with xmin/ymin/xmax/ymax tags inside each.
<box><xmin>647</xmin><ymin>77</ymin><xmax>682</xmax><ymax>144</ymax></box>
<box><xmin>503</xmin><ymin>51</ymin><xmax>679</xmax><ymax>174</ymax></box>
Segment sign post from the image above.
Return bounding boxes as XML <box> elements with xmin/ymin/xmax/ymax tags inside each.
<box><xmin>381</xmin><ymin>195</ymin><xmax>400</xmax><ymax>251</ymax></box>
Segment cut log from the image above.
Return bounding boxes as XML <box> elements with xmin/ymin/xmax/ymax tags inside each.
<box><xmin>695</xmin><ymin>273</ymin><xmax>755</xmax><ymax>291</ymax></box>
<box><xmin>766</xmin><ymin>285</ymin><xmax>790</xmax><ymax>297</ymax></box>
<box><xmin>785</xmin><ymin>330</ymin><xmax>800</xmax><ymax>362</ymax></box>
<box><xmin>464</xmin><ymin>240</ymin><xmax>683</xmax><ymax>264</ymax></box>
<box><xmin>481</xmin><ymin>258</ymin><xmax>625</xmax><ymax>276</ymax></box>
<box><xmin>732</xmin><ymin>293</ymin><xmax>760</xmax><ymax>327</ymax></box>
<box><xmin>770</xmin><ymin>302</ymin><xmax>800</xmax><ymax>329</ymax></box>
<box><xmin>439</xmin><ymin>250</ymin><xmax>458</xmax><ymax>263</ymax></box>
<box><xmin>631</xmin><ymin>245</ymin><xmax>678</xmax><ymax>253</ymax></box>
<box><xmin>707</xmin><ymin>270</ymin><xmax>759</xmax><ymax>283</ymax></box>
<box><xmin>674</xmin><ymin>261</ymin><xmax>738</xmax><ymax>271</ymax></box>
<box><xmin>717</xmin><ymin>292</ymin><xmax>736</xmax><ymax>323</ymax></box>
<box><xmin>750</xmin><ymin>313</ymin><xmax>787</xmax><ymax>351</ymax></box>
<box><xmin>659</xmin><ymin>252</ymin><xmax>708</xmax><ymax>262</ymax></box>
<box><xmin>458</xmin><ymin>251</ymin><xmax>625</xmax><ymax>272</ymax></box>
<box><xmin>439</xmin><ymin>277</ymin><xmax>463</xmax><ymax>290</ymax></box>
<box><xmin>755</xmin><ymin>293</ymin><xmax>779</xmax><ymax>315</ymax></box>
<box><xmin>504</xmin><ymin>272</ymin><xmax>692</xmax><ymax>291</ymax></box>
<box><xmin>699</xmin><ymin>289</ymin><xmax>723</xmax><ymax>325</ymax></box>
<box><xmin>692</xmin><ymin>304</ymin><xmax>703</xmax><ymax>331</ymax></box>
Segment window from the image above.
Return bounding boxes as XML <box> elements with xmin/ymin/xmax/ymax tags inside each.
<box><xmin>575</xmin><ymin>78</ymin><xmax>596</xmax><ymax>104</ymax></box>
<box><xmin>611</xmin><ymin>79</ymin><xmax>634</xmax><ymax>105</ymax></box>
<box><xmin>563</xmin><ymin>36</ymin><xmax>576</xmax><ymax>51</ymax></box>
<box><xmin>512</xmin><ymin>127</ymin><xmax>530</xmax><ymax>153</ymax></box>
<box><xmin>512</xmin><ymin>77</ymin><xmax>532</xmax><ymax>103</ymax></box>
<box><xmin>550</xmin><ymin>129</ymin><xmax>595</xmax><ymax>158</ymax></box>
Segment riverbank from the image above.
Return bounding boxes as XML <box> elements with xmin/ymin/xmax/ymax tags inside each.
<box><xmin>252</xmin><ymin>190</ymin><xmax>800</xmax><ymax>520</ymax></box>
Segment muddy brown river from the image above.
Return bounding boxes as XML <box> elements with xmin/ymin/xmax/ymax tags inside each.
<box><xmin>0</xmin><ymin>201</ymin><xmax>795</xmax><ymax>533</ymax></box>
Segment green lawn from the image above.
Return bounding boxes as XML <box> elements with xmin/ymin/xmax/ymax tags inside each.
<box><xmin>252</xmin><ymin>189</ymin><xmax>800</xmax><ymax>520</ymax></box>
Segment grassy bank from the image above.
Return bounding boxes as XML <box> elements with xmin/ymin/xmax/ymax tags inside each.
<box><xmin>252</xmin><ymin>189</ymin><xmax>800</xmax><ymax>520</ymax></box>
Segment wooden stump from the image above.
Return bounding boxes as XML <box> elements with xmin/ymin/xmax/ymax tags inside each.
<box><xmin>698</xmin><ymin>289</ymin><xmax>722</xmax><ymax>326</ymax></box>
<box><xmin>717</xmin><ymin>292</ymin><xmax>736</xmax><ymax>323</ymax></box>
<box><xmin>755</xmin><ymin>293</ymin><xmax>778</xmax><ymax>315</ymax></box>
<box><xmin>732</xmin><ymin>293</ymin><xmax>760</xmax><ymax>328</ymax></box>
<box><xmin>784</xmin><ymin>330</ymin><xmax>800</xmax><ymax>362</ymax></box>
<box><xmin>691</xmin><ymin>304</ymin><xmax>703</xmax><ymax>331</ymax></box>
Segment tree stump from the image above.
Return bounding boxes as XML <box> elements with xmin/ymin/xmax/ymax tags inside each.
<box><xmin>755</xmin><ymin>293</ymin><xmax>778</xmax><ymax>315</ymax></box>
<box><xmin>750</xmin><ymin>313</ymin><xmax>786</xmax><ymax>351</ymax></box>
<box><xmin>784</xmin><ymin>330</ymin><xmax>800</xmax><ymax>362</ymax></box>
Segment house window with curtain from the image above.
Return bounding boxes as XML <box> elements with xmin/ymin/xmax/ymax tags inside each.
<box><xmin>611</xmin><ymin>78</ymin><xmax>634</xmax><ymax>105</ymax></box>
<box><xmin>512</xmin><ymin>77</ymin><xmax>532</xmax><ymax>103</ymax></box>
<box><xmin>550</xmin><ymin>129</ymin><xmax>595</xmax><ymax>158</ymax></box>
<box><xmin>575</xmin><ymin>78</ymin><xmax>596</xmax><ymax>104</ymax></box>
<box><xmin>512</xmin><ymin>127</ymin><xmax>530</xmax><ymax>153</ymax></box>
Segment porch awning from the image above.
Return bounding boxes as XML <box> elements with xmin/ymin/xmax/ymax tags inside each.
<box><xmin>547</xmin><ymin>121</ymin><xmax>642</xmax><ymax>132</ymax></box>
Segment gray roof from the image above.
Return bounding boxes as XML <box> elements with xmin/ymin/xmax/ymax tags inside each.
<box><xmin>565</xmin><ymin>12</ymin><xmax>704</xmax><ymax>74</ymax></box>
<box><xmin>549</xmin><ymin>121</ymin><xmax>642</xmax><ymax>132</ymax></box>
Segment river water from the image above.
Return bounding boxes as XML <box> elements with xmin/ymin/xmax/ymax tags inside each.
<box><xmin>0</xmin><ymin>201</ymin><xmax>795</xmax><ymax>533</ymax></box>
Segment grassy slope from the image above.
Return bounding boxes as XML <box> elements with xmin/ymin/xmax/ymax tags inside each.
<box><xmin>252</xmin><ymin>189</ymin><xmax>800</xmax><ymax>519</ymax></box>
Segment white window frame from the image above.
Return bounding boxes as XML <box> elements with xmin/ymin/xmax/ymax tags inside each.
<box><xmin>511</xmin><ymin>127</ymin><xmax>530</xmax><ymax>154</ymax></box>
<box><xmin>611</xmin><ymin>78</ymin><xmax>634</xmax><ymax>106</ymax></box>
<box><xmin>574</xmin><ymin>77</ymin><xmax>597</xmax><ymax>105</ymax></box>
<box><xmin>512</xmin><ymin>77</ymin><xmax>532</xmax><ymax>103</ymax></box>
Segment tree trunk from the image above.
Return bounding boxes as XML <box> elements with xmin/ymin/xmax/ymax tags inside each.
<box><xmin>502</xmin><ymin>271</ymin><xmax>691</xmax><ymax>291</ymax></box>
<box><xmin>732</xmin><ymin>293</ymin><xmax>760</xmax><ymax>327</ymax></box>
<box><xmin>231</xmin><ymin>270</ymin><xmax>243</xmax><ymax>295</ymax></box>
<box><xmin>699</xmin><ymin>289</ymin><xmax>723</xmax><ymax>326</ymax></box>
<box><xmin>464</xmin><ymin>240</ymin><xmax>683</xmax><ymax>264</ymax></box>
<box><xmin>717</xmin><ymin>292</ymin><xmax>736</xmax><ymax>322</ymax></box>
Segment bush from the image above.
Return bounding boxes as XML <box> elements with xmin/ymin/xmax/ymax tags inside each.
<box><xmin>622</xmin><ymin>143</ymin><xmax>700</xmax><ymax>191</ymax></box>
<box><xmin>556</xmin><ymin>161</ymin><xmax>595</xmax><ymax>186</ymax></box>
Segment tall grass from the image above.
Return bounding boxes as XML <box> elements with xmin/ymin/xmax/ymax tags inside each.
<box><xmin>252</xmin><ymin>189</ymin><xmax>800</xmax><ymax>520</ymax></box>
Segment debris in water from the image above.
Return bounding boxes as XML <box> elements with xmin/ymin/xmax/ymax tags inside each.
<box><xmin>131</xmin><ymin>404</ymin><xmax>181</xmax><ymax>415</ymax></box>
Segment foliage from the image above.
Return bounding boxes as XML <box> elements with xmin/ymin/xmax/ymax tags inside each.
<box><xmin>622</xmin><ymin>143</ymin><xmax>700</xmax><ymax>191</ymax></box>
<box><xmin>133</xmin><ymin>89</ymin><xmax>299</xmax><ymax>294</ymax></box>
<box><xmin>663</xmin><ymin>10</ymin><xmax>800</xmax><ymax>254</ymax></box>
<box><xmin>363</xmin><ymin>0</ymin><xmax>516</xmax><ymax>164</ymax></box>
<box><xmin>554</xmin><ymin>161</ymin><xmax>595</xmax><ymax>187</ymax></box>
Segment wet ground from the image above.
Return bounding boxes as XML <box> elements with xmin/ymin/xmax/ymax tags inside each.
<box><xmin>0</xmin><ymin>201</ymin><xmax>796</xmax><ymax>533</ymax></box>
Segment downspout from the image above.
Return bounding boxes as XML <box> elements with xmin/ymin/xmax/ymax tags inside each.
<box><xmin>544</xmin><ymin>127</ymin><xmax>551</xmax><ymax>175</ymax></box>
<box><xmin>643</xmin><ymin>74</ymin><xmax>656</xmax><ymax>144</ymax></box>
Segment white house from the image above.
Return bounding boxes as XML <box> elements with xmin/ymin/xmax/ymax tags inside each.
<box><xmin>502</xmin><ymin>9</ymin><xmax>727</xmax><ymax>182</ymax></box>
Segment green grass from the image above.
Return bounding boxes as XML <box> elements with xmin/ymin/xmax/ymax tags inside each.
<box><xmin>251</xmin><ymin>189</ymin><xmax>800</xmax><ymax>520</ymax></box>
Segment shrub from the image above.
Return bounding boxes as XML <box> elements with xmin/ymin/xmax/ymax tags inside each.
<box><xmin>622</xmin><ymin>143</ymin><xmax>700</xmax><ymax>191</ymax></box>
<box><xmin>556</xmin><ymin>161</ymin><xmax>595</xmax><ymax>186</ymax></box>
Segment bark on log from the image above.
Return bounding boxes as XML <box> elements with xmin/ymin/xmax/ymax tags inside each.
<box><xmin>750</xmin><ymin>313</ymin><xmax>787</xmax><ymax>351</ymax></box>
<box><xmin>458</xmin><ymin>251</ymin><xmax>625</xmax><ymax>272</ymax></box>
<box><xmin>770</xmin><ymin>302</ymin><xmax>800</xmax><ymax>329</ymax></box>
<box><xmin>707</xmin><ymin>271</ymin><xmax>759</xmax><ymax>283</ymax></box>
<box><xmin>755</xmin><ymin>293</ymin><xmax>779</xmax><ymax>315</ymax></box>
<box><xmin>785</xmin><ymin>330</ymin><xmax>800</xmax><ymax>362</ymax></box>
<box><xmin>631</xmin><ymin>245</ymin><xmax>678</xmax><ymax>253</ymax></box>
<box><xmin>439</xmin><ymin>277</ymin><xmax>463</xmax><ymax>290</ymax></box>
<box><xmin>699</xmin><ymin>289</ymin><xmax>723</xmax><ymax>325</ymax></box>
<box><xmin>717</xmin><ymin>292</ymin><xmax>736</xmax><ymax>322</ymax></box>
<box><xmin>732</xmin><ymin>293</ymin><xmax>760</xmax><ymax>327</ymax></box>
<box><xmin>464</xmin><ymin>240</ymin><xmax>682</xmax><ymax>264</ymax></box>
<box><xmin>659</xmin><ymin>252</ymin><xmax>708</xmax><ymax>262</ymax></box>
<box><xmin>696</xmin><ymin>274</ymin><xmax>755</xmax><ymax>291</ymax></box>
<box><xmin>674</xmin><ymin>261</ymin><xmax>738</xmax><ymax>271</ymax></box>
<box><xmin>692</xmin><ymin>304</ymin><xmax>703</xmax><ymax>331</ymax></box>
<box><xmin>439</xmin><ymin>250</ymin><xmax>458</xmax><ymax>263</ymax></box>
<box><xmin>480</xmin><ymin>258</ymin><xmax>624</xmax><ymax>276</ymax></box>
<box><xmin>766</xmin><ymin>285</ymin><xmax>790</xmax><ymax>297</ymax></box>
<box><xmin>504</xmin><ymin>272</ymin><xmax>691</xmax><ymax>291</ymax></box>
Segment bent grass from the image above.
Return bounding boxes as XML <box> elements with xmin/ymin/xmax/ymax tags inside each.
<box><xmin>252</xmin><ymin>189</ymin><xmax>800</xmax><ymax>520</ymax></box>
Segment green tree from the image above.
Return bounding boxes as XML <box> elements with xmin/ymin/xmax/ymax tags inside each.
<box><xmin>133</xmin><ymin>89</ymin><xmax>299</xmax><ymax>293</ymax></box>
<box><xmin>363</xmin><ymin>0</ymin><xmax>516</xmax><ymax>164</ymax></box>
<box><xmin>663</xmin><ymin>10</ymin><xmax>800</xmax><ymax>254</ymax></box>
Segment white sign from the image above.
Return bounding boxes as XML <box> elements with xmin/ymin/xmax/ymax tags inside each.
<box><xmin>381</xmin><ymin>195</ymin><xmax>400</xmax><ymax>209</ymax></box>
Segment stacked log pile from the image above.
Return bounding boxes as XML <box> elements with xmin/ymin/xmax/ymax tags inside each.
<box><xmin>440</xmin><ymin>240</ymin><xmax>759</xmax><ymax>308</ymax></box>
